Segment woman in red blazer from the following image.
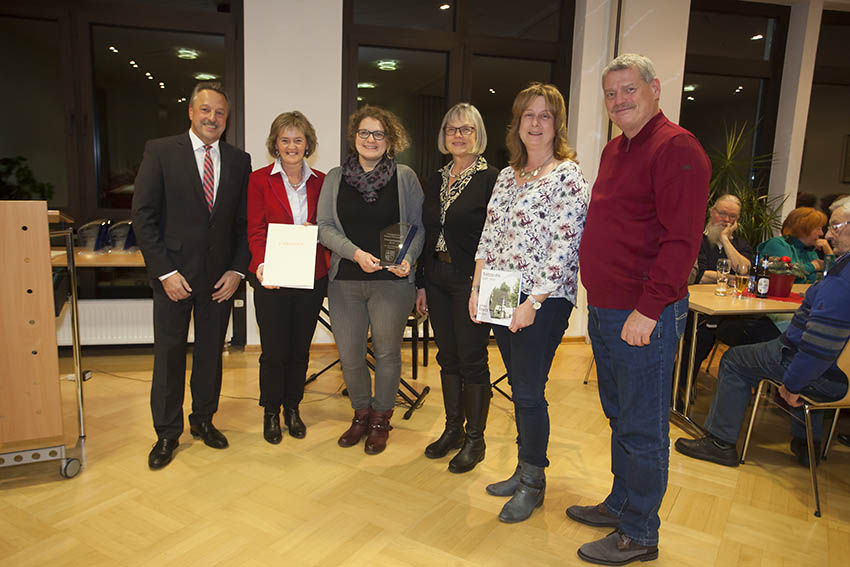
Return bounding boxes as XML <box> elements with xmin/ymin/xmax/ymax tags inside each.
<box><xmin>247</xmin><ymin>111</ymin><xmax>329</xmax><ymax>444</ymax></box>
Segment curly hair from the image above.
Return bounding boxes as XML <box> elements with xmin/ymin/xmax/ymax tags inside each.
<box><xmin>781</xmin><ymin>207</ymin><xmax>827</xmax><ymax>239</ymax></box>
<box><xmin>265</xmin><ymin>111</ymin><xmax>318</xmax><ymax>159</ymax></box>
<box><xmin>505</xmin><ymin>82</ymin><xmax>576</xmax><ymax>170</ymax></box>
<box><xmin>346</xmin><ymin>105</ymin><xmax>410</xmax><ymax>158</ymax></box>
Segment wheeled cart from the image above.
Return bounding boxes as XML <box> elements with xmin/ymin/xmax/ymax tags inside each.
<box><xmin>0</xmin><ymin>202</ymin><xmax>86</xmax><ymax>479</ymax></box>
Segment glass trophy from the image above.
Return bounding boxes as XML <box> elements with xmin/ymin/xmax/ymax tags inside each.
<box><xmin>379</xmin><ymin>223</ymin><xmax>417</xmax><ymax>266</ymax></box>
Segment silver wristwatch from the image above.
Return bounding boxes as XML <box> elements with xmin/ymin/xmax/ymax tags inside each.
<box><xmin>529</xmin><ymin>296</ymin><xmax>542</xmax><ymax>310</ymax></box>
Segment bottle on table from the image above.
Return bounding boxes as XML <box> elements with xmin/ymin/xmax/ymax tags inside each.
<box><xmin>755</xmin><ymin>255</ymin><xmax>771</xmax><ymax>298</ymax></box>
<box><xmin>747</xmin><ymin>253</ymin><xmax>760</xmax><ymax>294</ymax></box>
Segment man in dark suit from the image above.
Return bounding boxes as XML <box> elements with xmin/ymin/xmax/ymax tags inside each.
<box><xmin>131</xmin><ymin>81</ymin><xmax>251</xmax><ymax>470</ymax></box>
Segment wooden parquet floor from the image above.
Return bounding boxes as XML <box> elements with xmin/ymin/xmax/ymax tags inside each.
<box><xmin>1</xmin><ymin>342</ymin><xmax>849</xmax><ymax>566</ymax></box>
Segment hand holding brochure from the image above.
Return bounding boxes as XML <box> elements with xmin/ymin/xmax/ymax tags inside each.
<box><xmin>262</xmin><ymin>223</ymin><xmax>318</xmax><ymax>289</ymax></box>
<box><xmin>476</xmin><ymin>269</ymin><xmax>522</xmax><ymax>326</ymax></box>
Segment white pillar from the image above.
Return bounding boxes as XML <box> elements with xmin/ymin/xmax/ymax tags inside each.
<box><xmin>768</xmin><ymin>0</ymin><xmax>823</xmax><ymax>222</ymax></box>
<box><xmin>618</xmin><ymin>0</ymin><xmax>692</xmax><ymax>125</ymax></box>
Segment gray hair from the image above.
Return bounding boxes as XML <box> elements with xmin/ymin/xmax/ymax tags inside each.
<box><xmin>829</xmin><ymin>195</ymin><xmax>850</xmax><ymax>214</ymax></box>
<box><xmin>714</xmin><ymin>194</ymin><xmax>742</xmax><ymax>211</ymax></box>
<box><xmin>437</xmin><ymin>103</ymin><xmax>487</xmax><ymax>155</ymax></box>
<box><xmin>189</xmin><ymin>81</ymin><xmax>228</xmax><ymax>106</ymax></box>
<box><xmin>602</xmin><ymin>53</ymin><xmax>656</xmax><ymax>85</ymax></box>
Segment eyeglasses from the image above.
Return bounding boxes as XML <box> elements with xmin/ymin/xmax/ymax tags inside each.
<box><xmin>356</xmin><ymin>129</ymin><xmax>386</xmax><ymax>141</ymax></box>
<box><xmin>827</xmin><ymin>220</ymin><xmax>850</xmax><ymax>233</ymax></box>
<box><xmin>713</xmin><ymin>209</ymin><xmax>739</xmax><ymax>222</ymax></box>
<box><xmin>445</xmin><ymin>126</ymin><xmax>475</xmax><ymax>137</ymax></box>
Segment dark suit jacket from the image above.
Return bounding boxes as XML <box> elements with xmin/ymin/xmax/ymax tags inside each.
<box><xmin>246</xmin><ymin>162</ymin><xmax>329</xmax><ymax>279</ymax></box>
<box><xmin>421</xmin><ymin>165</ymin><xmax>500</xmax><ymax>278</ymax></box>
<box><xmin>131</xmin><ymin>132</ymin><xmax>252</xmax><ymax>288</ymax></box>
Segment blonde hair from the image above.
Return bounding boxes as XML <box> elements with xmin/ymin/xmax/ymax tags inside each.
<box><xmin>437</xmin><ymin>103</ymin><xmax>487</xmax><ymax>155</ymax></box>
<box><xmin>265</xmin><ymin>111</ymin><xmax>318</xmax><ymax>158</ymax></box>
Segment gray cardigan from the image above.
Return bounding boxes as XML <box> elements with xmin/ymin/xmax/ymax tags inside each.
<box><xmin>317</xmin><ymin>163</ymin><xmax>425</xmax><ymax>282</ymax></box>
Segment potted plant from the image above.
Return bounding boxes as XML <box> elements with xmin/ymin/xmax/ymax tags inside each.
<box><xmin>0</xmin><ymin>156</ymin><xmax>54</xmax><ymax>200</ymax></box>
<box><xmin>707</xmin><ymin>123</ymin><xmax>784</xmax><ymax>248</ymax></box>
<box><xmin>765</xmin><ymin>255</ymin><xmax>805</xmax><ymax>297</ymax></box>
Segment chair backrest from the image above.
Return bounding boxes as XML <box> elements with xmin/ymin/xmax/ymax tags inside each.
<box><xmin>808</xmin><ymin>339</ymin><xmax>850</xmax><ymax>407</ymax></box>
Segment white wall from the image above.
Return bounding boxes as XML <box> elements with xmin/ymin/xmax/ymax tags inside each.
<box><xmin>244</xmin><ymin>0</ymin><xmax>343</xmax><ymax>345</ymax></box>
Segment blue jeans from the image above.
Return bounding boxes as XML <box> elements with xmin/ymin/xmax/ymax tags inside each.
<box><xmin>492</xmin><ymin>296</ymin><xmax>573</xmax><ymax>468</ymax></box>
<box><xmin>588</xmin><ymin>297</ymin><xmax>688</xmax><ymax>547</ymax></box>
<box><xmin>705</xmin><ymin>337</ymin><xmax>848</xmax><ymax>445</ymax></box>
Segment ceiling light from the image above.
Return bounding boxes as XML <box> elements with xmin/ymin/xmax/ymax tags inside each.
<box><xmin>159</xmin><ymin>81</ymin><xmax>165</xmax><ymax>87</ymax></box>
<box><xmin>108</xmin><ymin>45</ymin><xmax>119</xmax><ymax>53</ymax></box>
<box><xmin>176</xmin><ymin>48</ymin><xmax>200</xmax><ymax>60</ymax></box>
<box><xmin>357</xmin><ymin>82</ymin><xmax>376</xmax><ymax>89</ymax></box>
<box><xmin>686</xmin><ymin>96</ymin><xmax>695</xmax><ymax>101</ymax></box>
<box><xmin>147</xmin><ymin>75</ymin><xmax>154</xmax><ymax>80</ymax></box>
<box><xmin>177</xmin><ymin>97</ymin><xmax>187</xmax><ymax>103</ymax></box>
<box><xmin>488</xmin><ymin>88</ymin><xmax>496</xmax><ymax>94</ymax></box>
<box><xmin>193</xmin><ymin>72</ymin><xmax>218</xmax><ymax>80</ymax></box>
<box><xmin>683</xmin><ymin>84</ymin><xmax>697</xmax><ymax>92</ymax></box>
<box><xmin>145</xmin><ymin>72</ymin><xmax>151</xmax><ymax>77</ymax></box>
<box><xmin>750</xmin><ymin>34</ymin><xmax>764</xmax><ymax>41</ymax></box>
<box><xmin>357</xmin><ymin>96</ymin><xmax>363</xmax><ymax>102</ymax></box>
<box><xmin>375</xmin><ymin>59</ymin><xmax>399</xmax><ymax>71</ymax></box>
<box><xmin>439</xmin><ymin>3</ymin><xmax>451</xmax><ymax>10</ymax></box>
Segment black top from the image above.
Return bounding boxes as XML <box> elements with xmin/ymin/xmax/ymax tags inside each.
<box><xmin>696</xmin><ymin>233</ymin><xmax>755</xmax><ymax>283</ymax></box>
<box><xmin>420</xmin><ymin>165</ymin><xmax>500</xmax><ymax>280</ymax></box>
<box><xmin>335</xmin><ymin>172</ymin><xmax>401</xmax><ymax>281</ymax></box>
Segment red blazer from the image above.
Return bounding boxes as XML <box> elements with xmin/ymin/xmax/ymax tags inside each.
<box><xmin>247</xmin><ymin>162</ymin><xmax>329</xmax><ymax>279</ymax></box>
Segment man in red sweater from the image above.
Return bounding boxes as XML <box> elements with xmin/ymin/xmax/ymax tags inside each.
<box><xmin>570</xmin><ymin>54</ymin><xmax>710</xmax><ymax>565</ymax></box>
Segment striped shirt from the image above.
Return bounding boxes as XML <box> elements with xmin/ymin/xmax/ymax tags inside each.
<box><xmin>782</xmin><ymin>252</ymin><xmax>850</xmax><ymax>393</ymax></box>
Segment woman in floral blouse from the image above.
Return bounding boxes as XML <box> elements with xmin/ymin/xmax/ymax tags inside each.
<box><xmin>470</xmin><ymin>83</ymin><xmax>588</xmax><ymax>524</ymax></box>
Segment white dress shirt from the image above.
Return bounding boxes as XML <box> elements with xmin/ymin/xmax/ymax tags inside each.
<box><xmin>270</xmin><ymin>158</ymin><xmax>316</xmax><ymax>226</ymax></box>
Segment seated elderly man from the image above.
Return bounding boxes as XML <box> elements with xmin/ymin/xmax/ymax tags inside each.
<box><xmin>678</xmin><ymin>195</ymin><xmax>779</xmax><ymax>387</ymax></box>
<box><xmin>676</xmin><ymin>199</ymin><xmax>850</xmax><ymax>467</ymax></box>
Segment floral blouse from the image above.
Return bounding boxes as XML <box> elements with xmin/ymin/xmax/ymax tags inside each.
<box><xmin>475</xmin><ymin>160</ymin><xmax>589</xmax><ymax>303</ymax></box>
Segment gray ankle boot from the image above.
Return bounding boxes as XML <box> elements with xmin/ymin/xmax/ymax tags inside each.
<box><xmin>498</xmin><ymin>462</ymin><xmax>545</xmax><ymax>523</ymax></box>
<box><xmin>485</xmin><ymin>464</ymin><xmax>521</xmax><ymax>496</ymax></box>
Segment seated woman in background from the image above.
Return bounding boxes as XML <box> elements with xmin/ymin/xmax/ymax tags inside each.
<box><xmin>757</xmin><ymin>206</ymin><xmax>833</xmax><ymax>283</ymax></box>
<box><xmin>247</xmin><ymin>111</ymin><xmax>328</xmax><ymax>444</ymax></box>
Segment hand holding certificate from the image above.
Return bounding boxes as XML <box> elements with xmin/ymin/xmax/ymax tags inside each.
<box><xmin>262</xmin><ymin>223</ymin><xmax>318</xmax><ymax>289</ymax></box>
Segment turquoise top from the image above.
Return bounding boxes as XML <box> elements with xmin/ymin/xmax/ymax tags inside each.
<box><xmin>756</xmin><ymin>235</ymin><xmax>826</xmax><ymax>284</ymax></box>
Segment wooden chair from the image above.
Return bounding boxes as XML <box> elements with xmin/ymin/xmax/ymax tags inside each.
<box><xmin>740</xmin><ymin>341</ymin><xmax>850</xmax><ymax>517</ymax></box>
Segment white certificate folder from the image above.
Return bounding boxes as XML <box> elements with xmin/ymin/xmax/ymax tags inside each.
<box><xmin>262</xmin><ymin>224</ymin><xmax>318</xmax><ymax>289</ymax></box>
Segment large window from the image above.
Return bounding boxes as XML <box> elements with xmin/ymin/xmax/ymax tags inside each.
<box><xmin>0</xmin><ymin>0</ymin><xmax>241</xmax><ymax>223</ymax></box>
<box><xmin>345</xmin><ymin>0</ymin><xmax>573</xmax><ymax>174</ymax></box>
<box><xmin>679</xmin><ymin>0</ymin><xmax>789</xmax><ymax>182</ymax></box>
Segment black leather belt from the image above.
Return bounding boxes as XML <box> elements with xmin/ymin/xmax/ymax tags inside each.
<box><xmin>436</xmin><ymin>251</ymin><xmax>452</xmax><ymax>264</ymax></box>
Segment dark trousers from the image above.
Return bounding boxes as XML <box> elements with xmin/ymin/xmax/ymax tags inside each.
<box><xmin>250</xmin><ymin>275</ymin><xmax>327</xmax><ymax>412</ymax></box>
<box><xmin>679</xmin><ymin>314</ymin><xmax>780</xmax><ymax>382</ymax></box>
<box><xmin>425</xmin><ymin>260</ymin><xmax>490</xmax><ymax>384</ymax></box>
<box><xmin>151</xmin><ymin>278</ymin><xmax>233</xmax><ymax>439</ymax></box>
<box><xmin>589</xmin><ymin>297</ymin><xmax>688</xmax><ymax>547</ymax></box>
<box><xmin>492</xmin><ymin>296</ymin><xmax>573</xmax><ymax>468</ymax></box>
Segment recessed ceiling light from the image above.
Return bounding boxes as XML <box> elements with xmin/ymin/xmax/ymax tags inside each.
<box><xmin>439</xmin><ymin>3</ymin><xmax>451</xmax><ymax>10</ymax></box>
<box><xmin>687</xmin><ymin>96</ymin><xmax>695</xmax><ymax>101</ymax></box>
<box><xmin>488</xmin><ymin>88</ymin><xmax>496</xmax><ymax>94</ymax></box>
<box><xmin>357</xmin><ymin>82</ymin><xmax>376</xmax><ymax>89</ymax></box>
<box><xmin>108</xmin><ymin>45</ymin><xmax>119</xmax><ymax>53</ymax></box>
<box><xmin>193</xmin><ymin>72</ymin><xmax>218</xmax><ymax>80</ymax></box>
<box><xmin>375</xmin><ymin>59</ymin><xmax>399</xmax><ymax>71</ymax></box>
<box><xmin>145</xmin><ymin>72</ymin><xmax>152</xmax><ymax>77</ymax></box>
<box><xmin>683</xmin><ymin>84</ymin><xmax>697</xmax><ymax>92</ymax></box>
<box><xmin>176</xmin><ymin>48</ymin><xmax>200</xmax><ymax>60</ymax></box>
<box><xmin>357</xmin><ymin>96</ymin><xmax>363</xmax><ymax>102</ymax></box>
<box><xmin>750</xmin><ymin>34</ymin><xmax>764</xmax><ymax>41</ymax></box>
<box><xmin>147</xmin><ymin>75</ymin><xmax>154</xmax><ymax>80</ymax></box>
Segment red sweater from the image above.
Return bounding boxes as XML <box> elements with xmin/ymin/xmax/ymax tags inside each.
<box><xmin>579</xmin><ymin>112</ymin><xmax>710</xmax><ymax>320</ymax></box>
<box><xmin>247</xmin><ymin>163</ymin><xmax>329</xmax><ymax>279</ymax></box>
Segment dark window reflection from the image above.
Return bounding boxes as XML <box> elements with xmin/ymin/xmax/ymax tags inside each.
<box><xmin>688</xmin><ymin>12</ymin><xmax>776</xmax><ymax>62</ymax></box>
<box><xmin>354</xmin><ymin>0</ymin><xmax>454</xmax><ymax>32</ymax></box>
<box><xmin>469</xmin><ymin>55</ymin><xmax>553</xmax><ymax>170</ymax></box>
<box><xmin>0</xmin><ymin>16</ymin><xmax>67</xmax><ymax>208</ymax></box>
<box><xmin>91</xmin><ymin>25</ymin><xmax>225</xmax><ymax>209</ymax></box>
<box><xmin>678</xmin><ymin>74</ymin><xmax>764</xmax><ymax>163</ymax></box>
<box><xmin>356</xmin><ymin>46</ymin><xmax>448</xmax><ymax>180</ymax></box>
<box><xmin>467</xmin><ymin>0</ymin><xmax>560</xmax><ymax>41</ymax></box>
<box><xmin>815</xmin><ymin>23</ymin><xmax>850</xmax><ymax>69</ymax></box>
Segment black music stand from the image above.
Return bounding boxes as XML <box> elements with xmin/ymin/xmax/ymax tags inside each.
<box><xmin>306</xmin><ymin>306</ymin><xmax>429</xmax><ymax>419</ymax></box>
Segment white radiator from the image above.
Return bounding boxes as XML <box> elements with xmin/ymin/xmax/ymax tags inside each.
<box><xmin>55</xmin><ymin>299</ymin><xmax>219</xmax><ymax>346</ymax></box>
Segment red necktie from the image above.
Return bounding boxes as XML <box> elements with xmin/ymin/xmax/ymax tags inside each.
<box><xmin>202</xmin><ymin>145</ymin><xmax>214</xmax><ymax>212</ymax></box>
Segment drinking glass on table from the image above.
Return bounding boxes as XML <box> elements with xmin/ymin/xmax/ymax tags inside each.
<box><xmin>734</xmin><ymin>264</ymin><xmax>749</xmax><ymax>296</ymax></box>
<box><xmin>715</xmin><ymin>258</ymin><xmax>731</xmax><ymax>296</ymax></box>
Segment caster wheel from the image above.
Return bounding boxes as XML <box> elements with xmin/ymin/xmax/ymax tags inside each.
<box><xmin>60</xmin><ymin>458</ymin><xmax>81</xmax><ymax>478</ymax></box>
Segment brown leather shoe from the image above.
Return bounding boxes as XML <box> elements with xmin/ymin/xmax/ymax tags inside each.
<box><xmin>338</xmin><ymin>408</ymin><xmax>371</xmax><ymax>447</ymax></box>
<box><xmin>364</xmin><ymin>409</ymin><xmax>393</xmax><ymax>455</ymax></box>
